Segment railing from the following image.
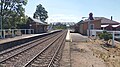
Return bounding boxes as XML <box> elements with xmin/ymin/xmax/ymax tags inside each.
<box><xmin>89</xmin><ymin>29</ymin><xmax>120</xmax><ymax>38</ymax></box>
<box><xmin>0</xmin><ymin>29</ymin><xmax>34</xmax><ymax>38</ymax></box>
<box><xmin>88</xmin><ymin>29</ymin><xmax>120</xmax><ymax>47</ymax></box>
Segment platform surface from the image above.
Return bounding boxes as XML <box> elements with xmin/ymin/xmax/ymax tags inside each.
<box><xmin>66</xmin><ymin>30</ymin><xmax>71</xmax><ymax>42</ymax></box>
<box><xmin>0</xmin><ymin>34</ymin><xmax>45</xmax><ymax>44</ymax></box>
<box><xmin>60</xmin><ymin>33</ymin><xmax>107</xmax><ymax>67</ymax></box>
<box><xmin>70</xmin><ymin>33</ymin><xmax>89</xmax><ymax>42</ymax></box>
<box><xmin>0</xmin><ymin>30</ymin><xmax>61</xmax><ymax>44</ymax></box>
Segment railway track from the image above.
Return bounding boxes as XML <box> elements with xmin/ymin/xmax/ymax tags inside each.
<box><xmin>0</xmin><ymin>30</ymin><xmax>67</xmax><ymax>67</ymax></box>
<box><xmin>0</xmin><ymin>31</ymin><xmax>62</xmax><ymax>62</ymax></box>
<box><xmin>24</xmin><ymin>31</ymin><xmax>66</xmax><ymax>67</ymax></box>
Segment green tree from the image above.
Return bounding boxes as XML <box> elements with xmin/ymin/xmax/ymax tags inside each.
<box><xmin>52</xmin><ymin>22</ymin><xmax>67</xmax><ymax>30</ymax></box>
<box><xmin>98</xmin><ymin>31</ymin><xmax>112</xmax><ymax>44</ymax></box>
<box><xmin>0</xmin><ymin>0</ymin><xmax>28</xmax><ymax>29</ymax></box>
<box><xmin>33</xmin><ymin>4</ymin><xmax>48</xmax><ymax>22</ymax></box>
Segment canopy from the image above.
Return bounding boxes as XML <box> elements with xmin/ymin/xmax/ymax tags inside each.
<box><xmin>112</xmin><ymin>25</ymin><xmax>120</xmax><ymax>27</ymax></box>
<box><xmin>101</xmin><ymin>25</ymin><xmax>109</xmax><ymax>27</ymax></box>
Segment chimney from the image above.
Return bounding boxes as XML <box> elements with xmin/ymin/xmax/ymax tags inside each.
<box><xmin>111</xmin><ymin>16</ymin><xmax>113</xmax><ymax>20</ymax></box>
<box><xmin>89</xmin><ymin>13</ymin><xmax>94</xmax><ymax>20</ymax></box>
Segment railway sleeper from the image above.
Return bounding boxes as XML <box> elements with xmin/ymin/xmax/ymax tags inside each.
<box><xmin>34</xmin><ymin>59</ymin><xmax>50</xmax><ymax>63</ymax></box>
<box><xmin>38</xmin><ymin>56</ymin><xmax>52</xmax><ymax>59</ymax></box>
<box><xmin>0</xmin><ymin>63</ymin><xmax>13</xmax><ymax>67</ymax></box>
<box><xmin>0</xmin><ymin>64</ymin><xmax>6</xmax><ymax>67</ymax></box>
<box><xmin>51</xmin><ymin>63</ymin><xmax>59</xmax><ymax>67</ymax></box>
<box><xmin>33</xmin><ymin>59</ymin><xmax>48</xmax><ymax>64</ymax></box>
<box><xmin>14</xmin><ymin>56</ymin><xmax>19</xmax><ymax>60</ymax></box>
<box><xmin>0</xmin><ymin>56</ymin><xmax>4</xmax><ymax>59</ymax></box>
<box><xmin>54</xmin><ymin>59</ymin><xmax>60</xmax><ymax>64</ymax></box>
<box><xmin>9</xmin><ymin>58</ymin><xmax>16</xmax><ymax>62</ymax></box>
<box><xmin>31</xmin><ymin>63</ymin><xmax>48</xmax><ymax>67</ymax></box>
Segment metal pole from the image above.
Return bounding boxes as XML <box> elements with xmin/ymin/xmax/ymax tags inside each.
<box><xmin>112</xmin><ymin>31</ymin><xmax>115</xmax><ymax>47</ymax></box>
<box><xmin>3</xmin><ymin>30</ymin><xmax>5</xmax><ymax>38</ymax></box>
<box><xmin>12</xmin><ymin>29</ymin><xmax>14</xmax><ymax>37</ymax></box>
<box><xmin>0</xmin><ymin>16</ymin><xmax>1</xmax><ymax>27</ymax></box>
<box><xmin>33</xmin><ymin>29</ymin><xmax>34</xmax><ymax>34</ymax></box>
<box><xmin>88</xmin><ymin>20</ymin><xmax>90</xmax><ymax>37</ymax></box>
<box><xmin>25</xmin><ymin>29</ymin><xmax>26</xmax><ymax>34</ymax></box>
<box><xmin>0</xmin><ymin>17</ymin><xmax>2</xmax><ymax>38</ymax></box>
<box><xmin>0</xmin><ymin>0</ymin><xmax>3</xmax><ymax>38</ymax></box>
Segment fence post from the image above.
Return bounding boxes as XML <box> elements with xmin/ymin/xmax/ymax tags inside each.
<box><xmin>112</xmin><ymin>31</ymin><xmax>115</xmax><ymax>47</ymax></box>
<box><xmin>33</xmin><ymin>29</ymin><xmax>34</xmax><ymax>34</ymax></box>
<box><xmin>3</xmin><ymin>30</ymin><xmax>5</xmax><ymax>38</ymax></box>
<box><xmin>0</xmin><ymin>30</ymin><xmax>2</xmax><ymax>38</ymax></box>
<box><xmin>25</xmin><ymin>29</ymin><xmax>26</xmax><ymax>34</ymax></box>
<box><xmin>12</xmin><ymin>29</ymin><xmax>14</xmax><ymax>37</ymax></box>
<box><xmin>30</xmin><ymin>29</ymin><xmax>31</xmax><ymax>34</ymax></box>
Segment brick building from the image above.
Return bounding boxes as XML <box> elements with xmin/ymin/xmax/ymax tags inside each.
<box><xmin>27</xmin><ymin>17</ymin><xmax>48</xmax><ymax>34</ymax></box>
<box><xmin>77</xmin><ymin>17</ymin><xmax>120</xmax><ymax>35</ymax></box>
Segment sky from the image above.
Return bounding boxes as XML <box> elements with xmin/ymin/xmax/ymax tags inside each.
<box><xmin>25</xmin><ymin>0</ymin><xmax>120</xmax><ymax>23</ymax></box>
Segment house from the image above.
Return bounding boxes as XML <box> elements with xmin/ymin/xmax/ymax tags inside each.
<box><xmin>77</xmin><ymin>16</ymin><xmax>120</xmax><ymax>35</ymax></box>
<box><xmin>27</xmin><ymin>17</ymin><xmax>48</xmax><ymax>34</ymax></box>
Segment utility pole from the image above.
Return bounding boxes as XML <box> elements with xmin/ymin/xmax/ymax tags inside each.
<box><xmin>0</xmin><ymin>0</ymin><xmax>3</xmax><ymax>38</ymax></box>
<box><xmin>112</xmin><ymin>31</ymin><xmax>115</xmax><ymax>47</ymax></box>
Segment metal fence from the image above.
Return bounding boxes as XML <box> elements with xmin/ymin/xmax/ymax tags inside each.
<box><xmin>88</xmin><ymin>29</ymin><xmax>120</xmax><ymax>46</ymax></box>
<box><xmin>88</xmin><ymin>30</ymin><xmax>120</xmax><ymax>38</ymax></box>
<box><xmin>0</xmin><ymin>29</ymin><xmax>34</xmax><ymax>38</ymax></box>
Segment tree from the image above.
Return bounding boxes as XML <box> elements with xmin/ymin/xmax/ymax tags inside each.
<box><xmin>0</xmin><ymin>0</ymin><xmax>28</xmax><ymax>29</ymax></box>
<box><xmin>52</xmin><ymin>22</ymin><xmax>67</xmax><ymax>30</ymax></box>
<box><xmin>33</xmin><ymin>4</ymin><xmax>48</xmax><ymax>22</ymax></box>
<box><xmin>98</xmin><ymin>31</ymin><xmax>112</xmax><ymax>45</ymax></box>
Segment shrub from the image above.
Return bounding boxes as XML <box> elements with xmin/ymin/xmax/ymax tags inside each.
<box><xmin>98</xmin><ymin>31</ymin><xmax>112</xmax><ymax>41</ymax></box>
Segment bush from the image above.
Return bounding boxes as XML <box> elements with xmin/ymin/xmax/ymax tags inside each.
<box><xmin>98</xmin><ymin>31</ymin><xmax>112</xmax><ymax>41</ymax></box>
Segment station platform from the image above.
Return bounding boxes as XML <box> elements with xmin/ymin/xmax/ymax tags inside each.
<box><xmin>0</xmin><ymin>30</ymin><xmax>61</xmax><ymax>45</ymax></box>
<box><xmin>66</xmin><ymin>30</ymin><xmax>72</xmax><ymax>42</ymax></box>
<box><xmin>65</xmin><ymin>30</ymin><xmax>89</xmax><ymax>42</ymax></box>
<box><xmin>0</xmin><ymin>34</ymin><xmax>42</xmax><ymax>44</ymax></box>
<box><xmin>0</xmin><ymin>30</ymin><xmax>62</xmax><ymax>52</ymax></box>
<box><xmin>70</xmin><ymin>33</ymin><xmax>89</xmax><ymax>42</ymax></box>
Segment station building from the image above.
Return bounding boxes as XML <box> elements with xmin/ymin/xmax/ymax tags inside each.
<box><xmin>27</xmin><ymin>17</ymin><xmax>48</xmax><ymax>34</ymax></box>
<box><xmin>77</xmin><ymin>16</ymin><xmax>120</xmax><ymax>35</ymax></box>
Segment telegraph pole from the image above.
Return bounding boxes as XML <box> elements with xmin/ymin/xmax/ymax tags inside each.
<box><xmin>0</xmin><ymin>0</ymin><xmax>3</xmax><ymax>38</ymax></box>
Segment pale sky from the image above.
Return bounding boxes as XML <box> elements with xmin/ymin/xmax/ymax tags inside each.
<box><xmin>25</xmin><ymin>0</ymin><xmax>120</xmax><ymax>23</ymax></box>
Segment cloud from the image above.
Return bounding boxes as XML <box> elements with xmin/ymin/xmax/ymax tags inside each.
<box><xmin>47</xmin><ymin>14</ymin><xmax>80</xmax><ymax>23</ymax></box>
<box><xmin>25</xmin><ymin>13</ymin><xmax>80</xmax><ymax>23</ymax></box>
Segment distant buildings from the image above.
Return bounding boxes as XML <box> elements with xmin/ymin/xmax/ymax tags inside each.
<box><xmin>76</xmin><ymin>14</ymin><xmax>120</xmax><ymax>35</ymax></box>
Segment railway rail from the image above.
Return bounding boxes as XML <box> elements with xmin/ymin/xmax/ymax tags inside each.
<box><xmin>24</xmin><ymin>31</ymin><xmax>66</xmax><ymax>67</ymax></box>
<box><xmin>0</xmin><ymin>30</ymin><xmax>67</xmax><ymax>67</ymax></box>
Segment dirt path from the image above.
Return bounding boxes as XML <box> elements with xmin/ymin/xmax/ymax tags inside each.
<box><xmin>60</xmin><ymin>33</ymin><xmax>120</xmax><ymax>67</ymax></box>
<box><xmin>70</xmin><ymin>42</ymin><xmax>107</xmax><ymax>67</ymax></box>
